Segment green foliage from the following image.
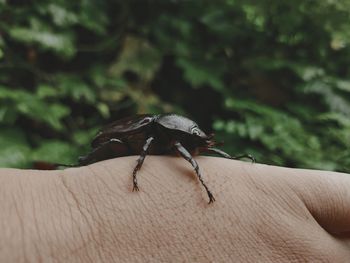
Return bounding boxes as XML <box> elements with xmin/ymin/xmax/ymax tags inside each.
<box><xmin>1</xmin><ymin>0</ymin><xmax>350</xmax><ymax>172</ymax></box>
<box><xmin>9</xmin><ymin>19</ymin><xmax>76</xmax><ymax>58</ymax></box>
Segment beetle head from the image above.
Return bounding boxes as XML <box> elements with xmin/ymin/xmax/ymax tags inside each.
<box><xmin>156</xmin><ymin>114</ymin><xmax>209</xmax><ymax>139</ymax></box>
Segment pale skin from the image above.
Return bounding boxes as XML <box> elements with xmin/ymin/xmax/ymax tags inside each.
<box><xmin>0</xmin><ymin>156</ymin><xmax>349</xmax><ymax>262</ymax></box>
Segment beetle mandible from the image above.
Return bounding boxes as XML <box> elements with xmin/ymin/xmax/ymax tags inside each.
<box><xmin>78</xmin><ymin>114</ymin><xmax>254</xmax><ymax>203</ymax></box>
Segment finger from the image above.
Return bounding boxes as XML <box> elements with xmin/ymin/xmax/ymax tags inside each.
<box><xmin>287</xmin><ymin>169</ymin><xmax>350</xmax><ymax>234</ymax></box>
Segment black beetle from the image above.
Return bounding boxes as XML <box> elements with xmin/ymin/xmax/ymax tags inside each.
<box><xmin>77</xmin><ymin>114</ymin><xmax>254</xmax><ymax>203</ymax></box>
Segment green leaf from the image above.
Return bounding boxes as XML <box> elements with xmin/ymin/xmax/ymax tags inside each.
<box><xmin>9</xmin><ymin>18</ymin><xmax>76</xmax><ymax>57</ymax></box>
<box><xmin>72</xmin><ymin>128</ymin><xmax>99</xmax><ymax>146</ymax></box>
<box><xmin>0</xmin><ymin>129</ymin><xmax>31</xmax><ymax>168</ymax></box>
<box><xmin>46</xmin><ymin>3</ymin><xmax>78</xmax><ymax>27</ymax></box>
<box><xmin>96</xmin><ymin>102</ymin><xmax>110</xmax><ymax>118</ymax></box>
<box><xmin>57</xmin><ymin>75</ymin><xmax>96</xmax><ymax>103</ymax></box>
<box><xmin>109</xmin><ymin>36</ymin><xmax>161</xmax><ymax>82</ymax></box>
<box><xmin>176</xmin><ymin>58</ymin><xmax>225</xmax><ymax>90</ymax></box>
<box><xmin>336</xmin><ymin>80</ymin><xmax>350</xmax><ymax>92</ymax></box>
<box><xmin>45</xmin><ymin>104</ymin><xmax>71</xmax><ymax>130</ymax></box>
<box><xmin>78</xmin><ymin>0</ymin><xmax>109</xmax><ymax>34</ymax></box>
<box><xmin>32</xmin><ymin>140</ymin><xmax>79</xmax><ymax>164</ymax></box>
<box><xmin>36</xmin><ymin>84</ymin><xmax>58</xmax><ymax>98</ymax></box>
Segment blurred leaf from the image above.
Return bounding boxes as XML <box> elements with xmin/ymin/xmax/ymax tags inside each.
<box><xmin>176</xmin><ymin>58</ymin><xmax>225</xmax><ymax>90</ymax></box>
<box><xmin>78</xmin><ymin>0</ymin><xmax>109</xmax><ymax>34</ymax></box>
<box><xmin>109</xmin><ymin>35</ymin><xmax>161</xmax><ymax>81</ymax></box>
<box><xmin>302</xmin><ymin>81</ymin><xmax>350</xmax><ymax>116</ymax></box>
<box><xmin>96</xmin><ymin>102</ymin><xmax>110</xmax><ymax>118</ymax></box>
<box><xmin>0</xmin><ymin>86</ymin><xmax>70</xmax><ymax>130</ymax></box>
<box><xmin>0</xmin><ymin>129</ymin><xmax>31</xmax><ymax>168</ymax></box>
<box><xmin>9</xmin><ymin>18</ymin><xmax>75</xmax><ymax>57</ymax></box>
<box><xmin>36</xmin><ymin>84</ymin><xmax>58</xmax><ymax>98</ymax></box>
<box><xmin>201</xmin><ymin>9</ymin><xmax>238</xmax><ymax>33</ymax></box>
<box><xmin>57</xmin><ymin>75</ymin><xmax>96</xmax><ymax>103</ymax></box>
<box><xmin>72</xmin><ymin>128</ymin><xmax>99</xmax><ymax>146</ymax></box>
<box><xmin>45</xmin><ymin>104</ymin><xmax>71</xmax><ymax>130</ymax></box>
<box><xmin>44</xmin><ymin>3</ymin><xmax>78</xmax><ymax>27</ymax></box>
<box><xmin>32</xmin><ymin>140</ymin><xmax>80</xmax><ymax>164</ymax></box>
<box><xmin>335</xmin><ymin>80</ymin><xmax>350</xmax><ymax>92</ymax></box>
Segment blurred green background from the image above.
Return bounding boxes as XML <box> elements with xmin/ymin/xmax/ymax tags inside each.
<box><xmin>1</xmin><ymin>0</ymin><xmax>350</xmax><ymax>171</ymax></box>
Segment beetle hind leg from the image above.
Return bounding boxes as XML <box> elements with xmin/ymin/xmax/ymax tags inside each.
<box><xmin>206</xmin><ymin>147</ymin><xmax>255</xmax><ymax>163</ymax></box>
<box><xmin>132</xmin><ymin>136</ymin><xmax>154</xmax><ymax>192</ymax></box>
<box><xmin>232</xmin><ymin>153</ymin><xmax>255</xmax><ymax>163</ymax></box>
<box><xmin>174</xmin><ymin>141</ymin><xmax>215</xmax><ymax>204</ymax></box>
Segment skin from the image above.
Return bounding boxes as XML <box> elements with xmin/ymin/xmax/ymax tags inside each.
<box><xmin>0</xmin><ymin>156</ymin><xmax>349</xmax><ymax>262</ymax></box>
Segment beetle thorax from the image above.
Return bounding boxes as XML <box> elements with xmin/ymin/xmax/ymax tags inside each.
<box><xmin>156</xmin><ymin>114</ymin><xmax>207</xmax><ymax>138</ymax></box>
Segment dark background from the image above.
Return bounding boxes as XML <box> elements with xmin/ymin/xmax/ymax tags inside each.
<box><xmin>1</xmin><ymin>0</ymin><xmax>350</xmax><ymax>171</ymax></box>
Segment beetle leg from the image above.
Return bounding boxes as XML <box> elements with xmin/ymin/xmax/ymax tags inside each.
<box><xmin>205</xmin><ymin>147</ymin><xmax>255</xmax><ymax>163</ymax></box>
<box><xmin>132</xmin><ymin>136</ymin><xmax>154</xmax><ymax>192</ymax></box>
<box><xmin>174</xmin><ymin>141</ymin><xmax>215</xmax><ymax>204</ymax></box>
<box><xmin>233</xmin><ymin>153</ymin><xmax>255</xmax><ymax>163</ymax></box>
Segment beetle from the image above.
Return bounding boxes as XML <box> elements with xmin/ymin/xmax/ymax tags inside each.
<box><xmin>77</xmin><ymin>114</ymin><xmax>254</xmax><ymax>203</ymax></box>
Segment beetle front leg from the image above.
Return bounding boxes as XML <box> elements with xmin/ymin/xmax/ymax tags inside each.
<box><xmin>205</xmin><ymin>147</ymin><xmax>255</xmax><ymax>163</ymax></box>
<box><xmin>132</xmin><ymin>136</ymin><xmax>154</xmax><ymax>191</ymax></box>
<box><xmin>174</xmin><ymin>141</ymin><xmax>215</xmax><ymax>204</ymax></box>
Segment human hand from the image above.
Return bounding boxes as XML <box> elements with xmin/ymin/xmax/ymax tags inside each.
<box><xmin>1</xmin><ymin>156</ymin><xmax>349</xmax><ymax>262</ymax></box>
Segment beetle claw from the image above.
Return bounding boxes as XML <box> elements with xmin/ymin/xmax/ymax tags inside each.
<box><xmin>248</xmin><ymin>154</ymin><xmax>256</xmax><ymax>163</ymax></box>
<box><xmin>207</xmin><ymin>192</ymin><xmax>215</xmax><ymax>204</ymax></box>
<box><xmin>133</xmin><ymin>184</ymin><xmax>140</xmax><ymax>192</ymax></box>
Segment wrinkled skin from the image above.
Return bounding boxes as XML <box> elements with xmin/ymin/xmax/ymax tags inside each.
<box><xmin>1</xmin><ymin>157</ymin><xmax>349</xmax><ymax>262</ymax></box>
